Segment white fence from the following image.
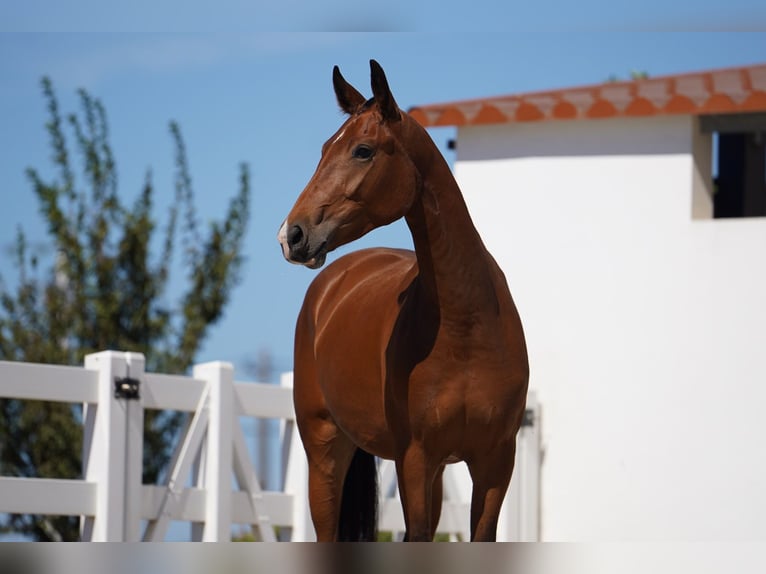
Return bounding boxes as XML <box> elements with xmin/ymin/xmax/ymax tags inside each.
<box><xmin>0</xmin><ymin>351</ymin><xmax>540</xmax><ymax>541</ymax></box>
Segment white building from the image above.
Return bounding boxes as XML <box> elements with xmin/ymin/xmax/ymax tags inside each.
<box><xmin>411</xmin><ymin>63</ymin><xmax>766</xmax><ymax>541</ymax></box>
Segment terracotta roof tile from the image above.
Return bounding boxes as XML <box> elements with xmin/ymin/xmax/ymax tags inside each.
<box><xmin>408</xmin><ymin>63</ymin><xmax>766</xmax><ymax>127</ymax></box>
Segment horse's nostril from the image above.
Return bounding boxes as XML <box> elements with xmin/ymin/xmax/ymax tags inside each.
<box><xmin>287</xmin><ymin>224</ymin><xmax>305</xmax><ymax>249</ymax></box>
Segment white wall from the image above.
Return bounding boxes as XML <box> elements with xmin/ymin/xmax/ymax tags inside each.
<box><xmin>454</xmin><ymin>115</ymin><xmax>766</xmax><ymax>541</ymax></box>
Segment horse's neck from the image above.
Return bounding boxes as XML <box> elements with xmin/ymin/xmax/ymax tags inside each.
<box><xmin>404</xmin><ymin>131</ymin><xmax>498</xmax><ymax>320</ymax></box>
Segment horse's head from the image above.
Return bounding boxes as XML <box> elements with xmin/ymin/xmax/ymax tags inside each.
<box><xmin>278</xmin><ymin>60</ymin><xmax>420</xmax><ymax>269</ymax></box>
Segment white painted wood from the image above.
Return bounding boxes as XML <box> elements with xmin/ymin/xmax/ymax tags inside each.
<box><xmin>232</xmin><ymin>419</ymin><xmax>277</xmax><ymax>541</ymax></box>
<box><xmin>519</xmin><ymin>392</ymin><xmax>541</xmax><ymax>541</ymax></box>
<box><xmin>497</xmin><ymin>392</ymin><xmax>541</xmax><ymax>542</ymax></box>
<box><xmin>234</xmin><ymin>381</ymin><xmax>294</xmax><ymax>419</ymax></box>
<box><xmin>0</xmin><ymin>477</ymin><xmax>96</xmax><ymax>516</ymax></box>
<box><xmin>0</xmin><ymin>360</ymin><xmax>98</xmax><ymax>403</ymax></box>
<box><xmin>142</xmin><ymin>373</ymin><xmax>206</xmax><ymax>411</ymax></box>
<box><xmin>278</xmin><ymin>372</ymin><xmax>296</xmax><ymax>492</ymax></box>
<box><xmin>123</xmin><ymin>352</ymin><xmax>145</xmax><ymax>542</ymax></box>
<box><xmin>193</xmin><ymin>361</ymin><xmax>234</xmax><ymax>541</ymax></box>
<box><xmin>230</xmin><ymin>491</ymin><xmax>293</xmax><ymax>527</ymax></box>
<box><xmin>1</xmin><ymin>353</ymin><xmax>539</xmax><ymax>541</ymax></box>
<box><xmin>80</xmin><ymin>391</ymin><xmax>97</xmax><ymax>541</ymax></box>
<box><xmin>81</xmin><ymin>351</ymin><xmax>129</xmax><ymax>542</ymax></box>
<box><xmin>141</xmin><ymin>486</ymin><xmax>293</xmax><ymax>525</ymax></box>
<box><xmin>143</xmin><ymin>385</ymin><xmax>210</xmax><ymax>541</ymax></box>
<box><xmin>440</xmin><ymin>464</ymin><xmax>471</xmax><ymax>541</ymax></box>
<box><xmin>281</xmin><ymin>370</ymin><xmax>315</xmax><ymax>542</ymax></box>
<box><xmin>190</xmin><ymin>430</ymin><xmax>207</xmax><ymax>542</ymax></box>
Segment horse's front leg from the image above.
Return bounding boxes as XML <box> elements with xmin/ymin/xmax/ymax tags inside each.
<box><xmin>301</xmin><ymin>416</ymin><xmax>356</xmax><ymax>541</ymax></box>
<box><xmin>467</xmin><ymin>440</ymin><xmax>516</xmax><ymax>541</ymax></box>
<box><xmin>396</xmin><ymin>444</ymin><xmax>440</xmax><ymax>541</ymax></box>
<box><xmin>429</xmin><ymin>464</ymin><xmax>446</xmax><ymax>540</ymax></box>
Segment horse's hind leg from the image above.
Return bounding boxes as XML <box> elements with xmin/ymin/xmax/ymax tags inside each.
<box><xmin>467</xmin><ymin>441</ymin><xmax>516</xmax><ymax>541</ymax></box>
<box><xmin>301</xmin><ymin>416</ymin><xmax>356</xmax><ymax>541</ymax></box>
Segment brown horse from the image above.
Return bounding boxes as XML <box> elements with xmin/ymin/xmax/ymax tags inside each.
<box><xmin>278</xmin><ymin>61</ymin><xmax>529</xmax><ymax>541</ymax></box>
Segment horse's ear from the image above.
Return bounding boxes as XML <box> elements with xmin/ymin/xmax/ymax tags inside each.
<box><xmin>333</xmin><ymin>65</ymin><xmax>366</xmax><ymax>115</ymax></box>
<box><xmin>370</xmin><ymin>59</ymin><xmax>401</xmax><ymax>123</ymax></box>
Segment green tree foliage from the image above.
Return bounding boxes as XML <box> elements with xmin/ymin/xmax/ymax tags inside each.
<box><xmin>0</xmin><ymin>78</ymin><xmax>250</xmax><ymax>540</ymax></box>
<box><xmin>606</xmin><ymin>70</ymin><xmax>650</xmax><ymax>82</ymax></box>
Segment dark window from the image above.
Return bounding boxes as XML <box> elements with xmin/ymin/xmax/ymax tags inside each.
<box><xmin>713</xmin><ymin>132</ymin><xmax>766</xmax><ymax>218</ymax></box>
<box><xmin>702</xmin><ymin>113</ymin><xmax>766</xmax><ymax>219</ymax></box>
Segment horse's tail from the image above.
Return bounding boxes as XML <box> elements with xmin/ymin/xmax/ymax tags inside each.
<box><xmin>338</xmin><ymin>447</ymin><xmax>378</xmax><ymax>541</ymax></box>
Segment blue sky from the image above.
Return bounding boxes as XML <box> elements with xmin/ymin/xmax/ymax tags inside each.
<box><xmin>2</xmin><ymin>30</ymin><xmax>766</xmax><ymax>377</ymax></box>
<box><xmin>3</xmin><ymin>1</ymin><xmax>766</xmax><ymax>32</ymax></box>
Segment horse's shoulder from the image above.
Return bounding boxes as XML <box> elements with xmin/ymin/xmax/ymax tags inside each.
<box><xmin>304</xmin><ymin>248</ymin><xmax>415</xmax><ymax>308</ymax></box>
<box><xmin>299</xmin><ymin>248</ymin><xmax>416</xmax><ymax>335</ymax></box>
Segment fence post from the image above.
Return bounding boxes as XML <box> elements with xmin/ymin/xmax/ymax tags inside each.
<box><xmin>193</xmin><ymin>361</ymin><xmax>234</xmax><ymax>542</ymax></box>
<box><xmin>280</xmin><ymin>372</ymin><xmax>316</xmax><ymax>542</ymax></box>
<box><xmin>123</xmin><ymin>352</ymin><xmax>145</xmax><ymax>541</ymax></box>
<box><xmin>518</xmin><ymin>391</ymin><xmax>541</xmax><ymax>541</ymax></box>
<box><xmin>497</xmin><ymin>391</ymin><xmax>541</xmax><ymax>541</ymax></box>
<box><xmin>81</xmin><ymin>351</ymin><xmax>144</xmax><ymax>541</ymax></box>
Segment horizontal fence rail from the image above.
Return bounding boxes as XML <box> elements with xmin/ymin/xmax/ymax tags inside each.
<box><xmin>0</xmin><ymin>352</ymin><xmax>540</xmax><ymax>541</ymax></box>
<box><xmin>0</xmin><ymin>360</ymin><xmax>98</xmax><ymax>404</ymax></box>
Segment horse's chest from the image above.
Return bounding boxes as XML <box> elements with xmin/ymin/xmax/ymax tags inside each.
<box><xmin>404</xmin><ymin>349</ymin><xmax>519</xmax><ymax>421</ymax></box>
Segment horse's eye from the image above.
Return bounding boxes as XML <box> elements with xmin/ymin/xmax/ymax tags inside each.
<box><xmin>352</xmin><ymin>145</ymin><xmax>374</xmax><ymax>160</ymax></box>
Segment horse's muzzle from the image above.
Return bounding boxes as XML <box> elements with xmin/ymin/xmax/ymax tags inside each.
<box><xmin>277</xmin><ymin>219</ymin><xmax>328</xmax><ymax>269</ymax></box>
